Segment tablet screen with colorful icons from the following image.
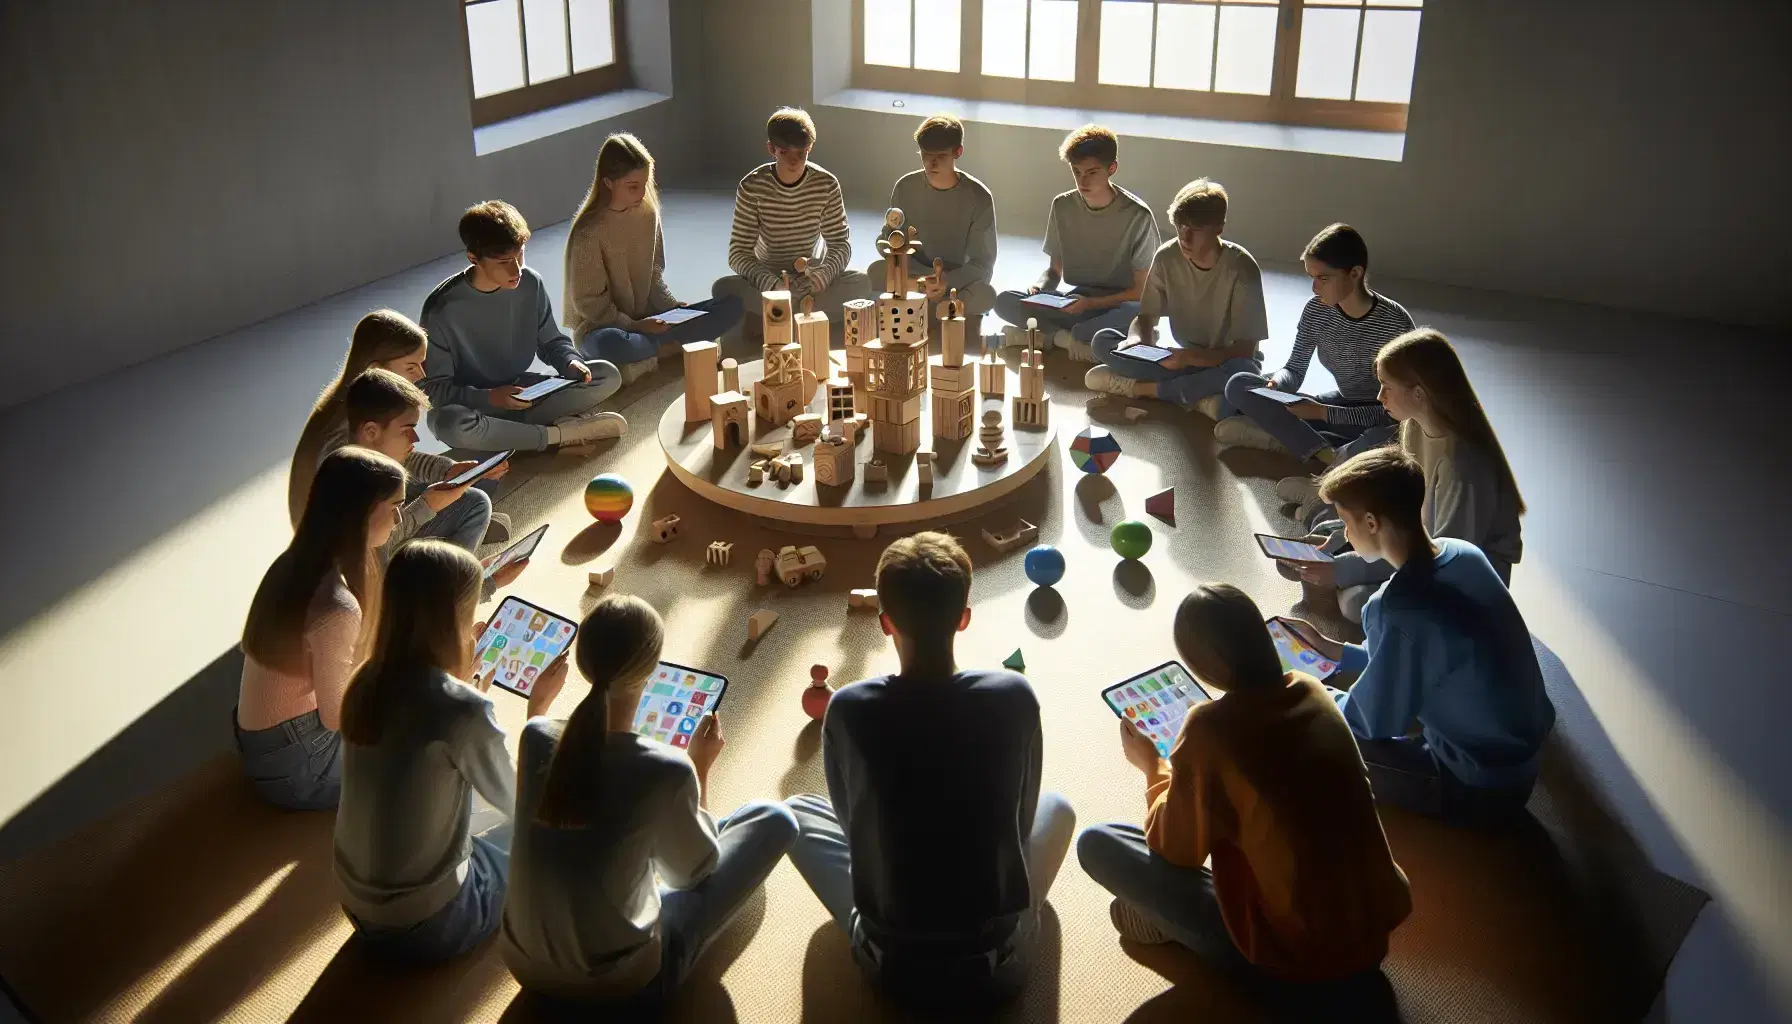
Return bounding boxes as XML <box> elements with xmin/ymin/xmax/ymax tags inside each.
<box><xmin>471</xmin><ymin>596</ymin><xmax>578</xmax><ymax>698</ymax></box>
<box><xmin>631</xmin><ymin>662</ymin><xmax>729</xmax><ymax>750</ymax></box>
<box><xmin>1101</xmin><ymin>661</ymin><xmax>1212</xmax><ymax>758</ymax></box>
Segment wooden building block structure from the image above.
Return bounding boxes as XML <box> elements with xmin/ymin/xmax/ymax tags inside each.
<box><xmin>842</xmin><ymin>298</ymin><xmax>877</xmax><ymax>397</ymax></box>
<box><xmin>795</xmin><ymin>295</ymin><xmax>832</xmax><ymax>385</ymax></box>
<box><xmin>865</xmin><ymin>210</ymin><xmax>931</xmax><ymax>456</ymax></box>
<box><xmin>650</xmin><ymin>515</ymin><xmax>682</xmax><ymax>543</ymax></box>
<box><xmin>848</xmin><ymin>588</ymin><xmax>880</xmax><ymax>610</ymax></box>
<box><xmin>747</xmin><ymin>609</ymin><xmax>779</xmax><ymax>640</ymax></box>
<box><xmin>827</xmin><ymin>377</ymin><xmax>855</xmax><ymax>421</ymax></box>
<box><xmin>682</xmin><ymin>341</ymin><xmax>719</xmax><ymax>422</ymax></box>
<box><xmin>928</xmin><ymin>288</ymin><xmax>976</xmax><ymax>441</ymax></box>
<box><xmin>813</xmin><ymin>433</ymin><xmax>855</xmax><ymax>485</ymax></box>
<box><xmin>711</xmin><ymin>390</ymin><xmax>748</xmax><ymax>450</ymax></box>
<box><xmin>720</xmin><ymin>357</ymin><xmax>740</xmax><ymax>393</ymax></box>
<box><xmin>1011</xmin><ymin>318</ymin><xmax>1051</xmax><ymax>430</ymax></box>
<box><xmin>706</xmin><ymin>541</ymin><xmax>734</xmax><ymax>565</ymax></box>
<box><xmin>982</xmin><ymin>518</ymin><xmax>1039</xmax><ymax>554</ymax></box>
<box><xmin>978</xmin><ymin>347</ymin><xmax>1005</xmax><ymax>397</ymax></box>
<box><xmin>753</xmin><ymin>274</ymin><xmax>807</xmax><ymax>427</ymax></box>
<box><xmin>917</xmin><ymin>451</ymin><xmax>935</xmax><ymax>488</ymax></box>
<box><xmin>791</xmin><ymin>413</ymin><xmax>822</xmax><ymax>446</ymax></box>
<box><xmin>587</xmin><ymin>567</ymin><xmax>615</xmax><ymax>588</ymax></box>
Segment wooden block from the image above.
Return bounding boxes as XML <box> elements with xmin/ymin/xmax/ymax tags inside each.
<box><xmin>980</xmin><ymin>518</ymin><xmax>1039</xmax><ymax>554</ymax></box>
<box><xmin>747</xmin><ymin>609</ymin><xmax>779</xmax><ymax>641</ymax></box>
<box><xmin>720</xmin><ymin>357</ymin><xmax>740</xmax><ymax>393</ymax></box>
<box><xmin>706</xmin><ymin>541</ymin><xmax>734</xmax><ymax>565</ymax></box>
<box><xmin>746</xmin><ymin>462</ymin><xmax>764</xmax><ymax>486</ymax></box>
<box><xmin>929</xmin><ymin>357</ymin><xmax>973</xmax><ymax>393</ymax></box>
<box><xmin>791</xmin><ymin>413</ymin><xmax>823</xmax><ymax>446</ymax></box>
<box><xmin>785</xmin><ymin>452</ymin><xmax>804</xmax><ymax>482</ymax></box>
<box><xmin>650</xmin><ymin>514</ymin><xmax>681</xmax><ymax>543</ymax></box>
<box><xmin>754</xmin><ymin>549</ymin><xmax>776</xmax><ymax>585</ymax></box>
<box><xmin>711</xmin><ymin>391</ymin><xmax>748</xmax><ymax>449</ymax></box>
<box><xmin>682</xmin><ymin>341</ymin><xmax>719</xmax><ymax>421</ymax></box>
<box><xmin>917</xmin><ymin>451</ymin><xmax>934</xmax><ymax>487</ymax></box>
<box><xmin>1124</xmin><ymin>405</ymin><xmax>1147</xmax><ymax>422</ymax></box>
<box><xmin>863</xmin><ymin>458</ymin><xmax>888</xmax><ymax>484</ymax></box>
<box><xmin>848</xmin><ymin>588</ymin><xmax>880</xmax><ymax>610</ymax></box>
<box><xmin>586</xmin><ymin>567</ymin><xmax>615</xmax><ymax>588</ymax></box>
<box><xmin>751</xmin><ymin>441</ymin><xmax>784</xmax><ymax>458</ymax></box>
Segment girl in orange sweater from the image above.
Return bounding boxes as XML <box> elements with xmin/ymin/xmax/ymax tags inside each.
<box><xmin>1077</xmin><ymin>584</ymin><xmax>1411</xmax><ymax>990</ymax></box>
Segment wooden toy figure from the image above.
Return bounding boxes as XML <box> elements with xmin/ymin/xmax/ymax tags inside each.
<box><xmin>755</xmin><ymin>548</ymin><xmax>776</xmax><ymax>586</ymax></box>
<box><xmin>801</xmin><ymin>664</ymin><xmax>834</xmax><ymax>720</ymax></box>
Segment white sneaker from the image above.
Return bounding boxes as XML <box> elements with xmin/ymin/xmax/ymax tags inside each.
<box><xmin>1053</xmin><ymin>330</ymin><xmax>1094</xmax><ymax>362</ymax></box>
<box><xmin>1213</xmin><ymin>415</ymin><xmax>1286</xmax><ymax>453</ymax></box>
<box><xmin>1276</xmin><ymin>475</ymin><xmax>1320</xmax><ymax>506</ymax></box>
<box><xmin>1109</xmin><ymin>899</ymin><xmax>1172</xmax><ymax>944</ymax></box>
<box><xmin>482</xmin><ymin>512</ymin><xmax>512</xmax><ymax>545</ymax></box>
<box><xmin>1084</xmin><ymin>365</ymin><xmax>1142</xmax><ymax>400</ymax></box>
<box><xmin>553</xmin><ymin>411</ymin><xmax>628</xmax><ymax>446</ymax></box>
<box><xmin>1296</xmin><ymin>492</ymin><xmax>1330</xmax><ymax>525</ymax></box>
<box><xmin>1194</xmin><ymin>395</ymin><xmax>1225</xmax><ymax>420</ymax></box>
<box><xmin>618</xmin><ymin>356</ymin><xmax>659</xmax><ymax>386</ymax></box>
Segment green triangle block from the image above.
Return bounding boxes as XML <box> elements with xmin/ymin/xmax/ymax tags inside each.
<box><xmin>1003</xmin><ymin>648</ymin><xmax>1026</xmax><ymax>672</ymax></box>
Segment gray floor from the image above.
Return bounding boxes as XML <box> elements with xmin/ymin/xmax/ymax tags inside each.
<box><xmin>0</xmin><ymin>190</ymin><xmax>1786</xmax><ymax>1022</ymax></box>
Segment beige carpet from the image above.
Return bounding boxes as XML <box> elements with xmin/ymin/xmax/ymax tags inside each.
<box><xmin>0</xmin><ymin>350</ymin><xmax>1697</xmax><ymax>1023</ymax></box>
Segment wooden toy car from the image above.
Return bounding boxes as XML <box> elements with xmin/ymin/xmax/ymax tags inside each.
<box><xmin>776</xmin><ymin>544</ymin><xmax>828</xmax><ymax>587</ymax></box>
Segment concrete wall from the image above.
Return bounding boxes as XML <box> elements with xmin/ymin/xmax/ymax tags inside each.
<box><xmin>700</xmin><ymin>0</ymin><xmax>1792</xmax><ymax>331</ymax></box>
<box><xmin>0</xmin><ymin>0</ymin><xmax>703</xmax><ymax>411</ymax></box>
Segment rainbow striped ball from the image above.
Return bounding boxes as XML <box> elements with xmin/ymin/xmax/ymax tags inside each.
<box><xmin>583</xmin><ymin>473</ymin><xmax>634</xmax><ymax>522</ymax></box>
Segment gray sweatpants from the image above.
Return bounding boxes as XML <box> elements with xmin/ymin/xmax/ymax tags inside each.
<box><xmin>427</xmin><ymin>367</ymin><xmax>621</xmax><ymax>452</ymax></box>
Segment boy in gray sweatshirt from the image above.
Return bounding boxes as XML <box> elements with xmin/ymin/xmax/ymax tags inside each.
<box><xmin>420</xmin><ymin>201</ymin><xmax>626</xmax><ymax>453</ymax></box>
<box><xmin>868</xmin><ymin>115</ymin><xmax>999</xmax><ymax>329</ymax></box>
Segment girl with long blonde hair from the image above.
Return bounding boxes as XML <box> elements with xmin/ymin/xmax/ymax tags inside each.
<box><xmin>334</xmin><ymin>540</ymin><xmax>564</xmax><ymax>963</ymax></box>
<box><xmin>287</xmin><ymin>310</ymin><xmax>429</xmax><ymax>527</ymax></box>
<box><xmin>563</xmin><ymin>133</ymin><xmax>742</xmax><ymax>387</ymax></box>
<box><xmin>237</xmin><ymin>446</ymin><xmax>405</xmax><ymax>809</ymax></box>
<box><xmin>499</xmin><ymin>594</ymin><xmax>796</xmax><ymax>1009</ymax></box>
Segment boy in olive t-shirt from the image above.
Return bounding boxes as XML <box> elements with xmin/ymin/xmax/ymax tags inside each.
<box><xmin>1085</xmin><ymin>179</ymin><xmax>1267</xmax><ymax>418</ymax></box>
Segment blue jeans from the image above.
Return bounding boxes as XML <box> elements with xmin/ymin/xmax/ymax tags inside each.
<box><xmin>1222</xmin><ymin>372</ymin><xmax>1397</xmax><ymax>461</ymax></box>
<box><xmin>1091</xmin><ymin>328</ymin><xmax>1261</xmax><ymax>414</ymax></box>
<box><xmin>527</xmin><ymin>800</ymin><xmax>799</xmax><ymax>1012</ymax></box>
<box><xmin>352</xmin><ymin>825</ymin><xmax>512</xmax><ymax>963</ymax></box>
<box><xmin>1352</xmin><ymin>734</ymin><xmax>1534</xmax><ymax>826</ymax></box>
<box><xmin>578</xmin><ymin>295</ymin><xmax>746</xmax><ymax>367</ymax></box>
<box><xmin>233</xmin><ymin>705</ymin><xmax>340</xmax><ymax>811</ymax></box>
<box><xmin>1075</xmin><ymin>824</ymin><xmax>1255</xmax><ymax>974</ymax></box>
<box><xmin>427</xmin><ymin>367</ymin><xmax>621</xmax><ymax>452</ymax></box>
<box><xmin>406</xmin><ymin>478</ymin><xmax>491</xmax><ymax>553</ymax></box>
<box><xmin>992</xmin><ymin>286</ymin><xmax>1138</xmax><ymax>345</ymax></box>
<box><xmin>785</xmin><ymin>791</ymin><xmax>1076</xmax><ymax>1005</ymax></box>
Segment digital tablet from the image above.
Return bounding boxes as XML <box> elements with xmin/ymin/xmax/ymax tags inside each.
<box><xmin>1248</xmin><ymin>387</ymin><xmax>1308</xmax><ymax>406</ymax></box>
<box><xmin>1020</xmin><ymin>291</ymin><xmax>1077</xmax><ymax>309</ymax></box>
<box><xmin>1266</xmin><ymin>617</ymin><xmax>1340</xmax><ymax>680</ymax></box>
<box><xmin>650</xmin><ymin>306</ymin><xmax>709</xmax><ymax>325</ymax></box>
<box><xmin>483</xmin><ymin>523</ymin><xmax>547</xmax><ymax>580</ymax></box>
<box><xmin>445</xmin><ymin>449</ymin><xmax>514</xmax><ymax>488</ymax></box>
<box><xmin>631</xmin><ymin>661</ymin><xmax>729</xmax><ymax>749</ymax></box>
<box><xmin>1255</xmin><ymin>533</ymin><xmax>1333</xmax><ymax>564</ymax></box>
<box><xmin>1117</xmin><ymin>344</ymin><xmax>1177</xmax><ymax>364</ymax></box>
<box><xmin>472</xmin><ymin>596</ymin><xmax>579</xmax><ymax>698</ymax></box>
<box><xmin>1100</xmin><ymin>660</ymin><xmax>1212</xmax><ymax>758</ymax></box>
<box><xmin>514</xmin><ymin>377</ymin><xmax>577</xmax><ymax>403</ymax></box>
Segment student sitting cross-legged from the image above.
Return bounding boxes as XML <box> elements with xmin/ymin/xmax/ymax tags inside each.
<box><xmin>1078</xmin><ymin>585</ymin><xmax>1411</xmax><ymax>1002</ymax></box>
<box><xmin>1084</xmin><ymin>179</ymin><xmax>1269</xmax><ymax>419</ymax></box>
<box><xmin>288</xmin><ymin>309</ymin><xmax>434</xmax><ymax>529</ymax></box>
<box><xmin>787</xmin><ymin>532</ymin><xmax>1076</xmax><ymax>1009</ymax></box>
<box><xmin>564</xmin><ymin>132</ymin><xmax>744</xmax><ymax>389</ymax></box>
<box><xmin>420</xmin><ymin>200</ymin><xmax>626</xmax><ymax>453</ymax></box>
<box><xmin>1217</xmin><ymin>224</ymin><xmax>1413</xmax><ymax>461</ymax></box>
<box><xmin>992</xmin><ymin>124</ymin><xmax>1157</xmax><ymax>361</ymax></box>
<box><xmin>501</xmin><ymin>595</ymin><xmax>798</xmax><ymax>1012</ymax></box>
<box><xmin>1281</xmin><ymin>448</ymin><xmax>1555</xmax><ymax>825</ymax></box>
<box><xmin>1282</xmin><ymin>328</ymin><xmax>1525</xmax><ymax>623</ymax></box>
<box><xmin>866</xmin><ymin>114</ymin><xmax>998</xmax><ymax>331</ymax></box>
<box><xmin>712</xmin><ymin>107</ymin><xmax>870</xmax><ymax>333</ymax></box>
<box><xmin>335</xmin><ymin>540</ymin><xmax>565</xmax><ymax>963</ymax></box>
<box><xmin>237</xmin><ymin>446</ymin><xmax>405</xmax><ymax>811</ymax></box>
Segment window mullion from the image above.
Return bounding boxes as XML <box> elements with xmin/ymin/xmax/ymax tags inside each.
<box><xmin>1268</xmin><ymin>0</ymin><xmax>1304</xmax><ymax>103</ymax></box>
<box><xmin>1075</xmin><ymin>0</ymin><xmax>1101</xmax><ymax>86</ymax></box>
<box><xmin>1147</xmin><ymin>2</ymin><xmax>1159</xmax><ymax>88</ymax></box>
<box><xmin>563</xmin><ymin>0</ymin><xmax>574</xmax><ymax>75</ymax></box>
<box><xmin>1348</xmin><ymin>0</ymin><xmax>1366</xmax><ymax>100</ymax></box>
<box><xmin>516</xmin><ymin>0</ymin><xmax>531</xmax><ymax>85</ymax></box>
<box><xmin>963</xmin><ymin>0</ymin><xmax>984</xmax><ymax>77</ymax></box>
<box><xmin>1208</xmin><ymin>2</ymin><xmax>1221</xmax><ymax>91</ymax></box>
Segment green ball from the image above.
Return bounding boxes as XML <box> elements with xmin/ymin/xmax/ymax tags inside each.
<box><xmin>1110</xmin><ymin>519</ymin><xmax>1153</xmax><ymax>560</ymax></box>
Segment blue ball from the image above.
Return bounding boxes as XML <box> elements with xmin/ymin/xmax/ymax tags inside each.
<box><xmin>1024</xmin><ymin>544</ymin><xmax>1066</xmax><ymax>587</ymax></box>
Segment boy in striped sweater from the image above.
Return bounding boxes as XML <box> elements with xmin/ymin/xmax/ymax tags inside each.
<box><xmin>712</xmin><ymin>108</ymin><xmax>869</xmax><ymax>335</ymax></box>
<box><xmin>1217</xmin><ymin>224</ymin><xmax>1412</xmax><ymax>465</ymax></box>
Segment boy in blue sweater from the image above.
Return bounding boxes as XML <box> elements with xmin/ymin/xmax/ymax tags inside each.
<box><xmin>1283</xmin><ymin>448</ymin><xmax>1554</xmax><ymax>824</ymax></box>
<box><xmin>421</xmin><ymin>201</ymin><xmax>626</xmax><ymax>453</ymax></box>
<box><xmin>786</xmin><ymin>532</ymin><xmax>1075</xmax><ymax>1008</ymax></box>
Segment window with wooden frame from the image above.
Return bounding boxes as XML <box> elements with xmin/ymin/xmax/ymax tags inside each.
<box><xmin>855</xmin><ymin>0</ymin><xmax>1420</xmax><ymax>132</ymax></box>
<box><xmin>463</xmin><ymin>0</ymin><xmax>629</xmax><ymax>126</ymax></box>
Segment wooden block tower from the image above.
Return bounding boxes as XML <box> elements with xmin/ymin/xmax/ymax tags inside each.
<box><xmin>978</xmin><ymin>346</ymin><xmax>1005</xmax><ymax>397</ymax></box>
<box><xmin>842</xmin><ymin>298</ymin><xmax>876</xmax><ymax>401</ymax></box>
<box><xmin>795</xmin><ymin>293</ymin><xmax>832</xmax><ymax>388</ymax></box>
<box><xmin>682</xmin><ymin>341</ymin><xmax>719</xmax><ymax>422</ymax></box>
<box><xmin>1012</xmin><ymin>317</ymin><xmax>1051</xmax><ymax>429</ymax></box>
<box><xmin>865</xmin><ymin>210</ymin><xmax>929</xmax><ymax>456</ymax></box>
<box><xmin>753</xmin><ymin>273</ymin><xmax>807</xmax><ymax>427</ymax></box>
<box><xmin>928</xmin><ymin>288</ymin><xmax>975</xmax><ymax>440</ymax></box>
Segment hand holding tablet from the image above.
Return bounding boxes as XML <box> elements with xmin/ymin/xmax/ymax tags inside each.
<box><xmin>631</xmin><ymin>662</ymin><xmax>729</xmax><ymax>751</ymax></box>
<box><xmin>649</xmin><ymin>306</ymin><xmax>709</xmax><ymax>326</ymax></box>
<box><xmin>1116</xmin><ymin>344</ymin><xmax>1178</xmax><ymax>364</ymax></box>
<box><xmin>1254</xmin><ymin>533</ymin><xmax>1332</xmax><ymax>564</ymax></box>
<box><xmin>1021</xmin><ymin>292</ymin><xmax>1078</xmax><ymax>310</ymax></box>
<box><xmin>472</xmin><ymin>596</ymin><xmax>579</xmax><ymax>698</ymax></box>
<box><xmin>514</xmin><ymin>377</ymin><xmax>577</xmax><ymax>403</ymax></box>
<box><xmin>1248</xmin><ymin>386</ymin><xmax>1308</xmax><ymax>406</ymax></box>
<box><xmin>1101</xmin><ymin>661</ymin><xmax>1212</xmax><ymax>758</ymax></box>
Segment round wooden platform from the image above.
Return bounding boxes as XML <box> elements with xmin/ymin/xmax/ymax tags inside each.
<box><xmin>657</xmin><ymin>358</ymin><xmax>1057</xmax><ymax>529</ymax></box>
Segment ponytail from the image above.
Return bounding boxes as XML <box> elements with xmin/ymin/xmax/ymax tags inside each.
<box><xmin>535</xmin><ymin>594</ymin><xmax>665</xmax><ymax>828</ymax></box>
